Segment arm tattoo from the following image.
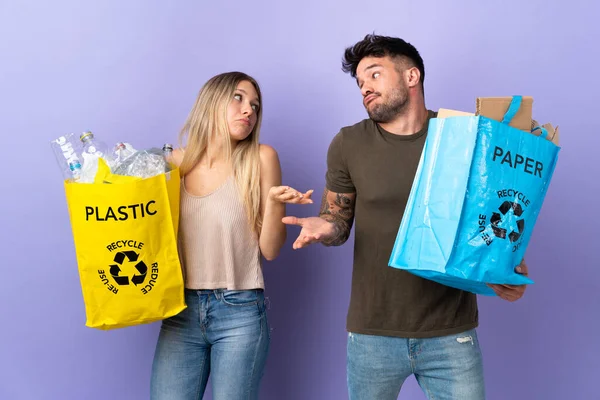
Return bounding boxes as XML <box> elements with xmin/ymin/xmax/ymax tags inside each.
<box><xmin>319</xmin><ymin>189</ymin><xmax>355</xmax><ymax>246</ymax></box>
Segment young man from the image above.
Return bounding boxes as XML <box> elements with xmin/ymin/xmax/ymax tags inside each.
<box><xmin>283</xmin><ymin>34</ymin><xmax>528</xmax><ymax>399</ymax></box>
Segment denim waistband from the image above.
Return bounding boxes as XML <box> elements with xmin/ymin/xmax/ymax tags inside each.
<box><xmin>184</xmin><ymin>288</ymin><xmax>263</xmax><ymax>294</ymax></box>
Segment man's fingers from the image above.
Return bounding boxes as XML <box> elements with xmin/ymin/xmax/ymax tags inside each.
<box><xmin>499</xmin><ymin>284</ymin><xmax>518</xmax><ymax>289</ymax></box>
<box><xmin>292</xmin><ymin>234</ymin><xmax>306</xmax><ymax>250</ymax></box>
<box><xmin>488</xmin><ymin>284</ymin><xmax>518</xmax><ymax>301</ymax></box>
<box><xmin>487</xmin><ymin>284</ymin><xmax>501</xmax><ymax>296</ymax></box>
<box><xmin>292</xmin><ymin>234</ymin><xmax>320</xmax><ymax>249</ymax></box>
<box><xmin>492</xmin><ymin>286</ymin><xmax>512</xmax><ymax>301</ymax></box>
<box><xmin>293</xmin><ymin>237</ymin><xmax>311</xmax><ymax>249</ymax></box>
<box><xmin>303</xmin><ymin>234</ymin><xmax>319</xmax><ymax>243</ymax></box>
<box><xmin>282</xmin><ymin>216</ymin><xmax>304</xmax><ymax>226</ymax></box>
<box><xmin>515</xmin><ymin>258</ymin><xmax>529</xmax><ymax>275</ymax></box>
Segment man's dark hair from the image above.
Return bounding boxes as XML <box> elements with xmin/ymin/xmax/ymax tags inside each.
<box><xmin>342</xmin><ymin>34</ymin><xmax>425</xmax><ymax>86</ymax></box>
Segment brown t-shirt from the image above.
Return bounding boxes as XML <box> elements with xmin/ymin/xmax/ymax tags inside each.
<box><xmin>325</xmin><ymin>110</ymin><xmax>479</xmax><ymax>338</ymax></box>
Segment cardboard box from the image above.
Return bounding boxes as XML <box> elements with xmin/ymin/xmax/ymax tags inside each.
<box><xmin>531</xmin><ymin>120</ymin><xmax>560</xmax><ymax>145</ymax></box>
<box><xmin>437</xmin><ymin>96</ymin><xmax>559</xmax><ymax>146</ymax></box>
<box><xmin>476</xmin><ymin>96</ymin><xmax>533</xmax><ymax>132</ymax></box>
<box><xmin>437</xmin><ymin>108</ymin><xmax>474</xmax><ymax>118</ymax></box>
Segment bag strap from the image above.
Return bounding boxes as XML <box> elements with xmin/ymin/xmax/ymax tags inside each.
<box><xmin>501</xmin><ymin>95</ymin><xmax>522</xmax><ymax>125</ymax></box>
<box><xmin>532</xmin><ymin>125</ymin><xmax>549</xmax><ymax>139</ymax></box>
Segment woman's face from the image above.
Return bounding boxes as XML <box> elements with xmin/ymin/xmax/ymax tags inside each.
<box><xmin>227</xmin><ymin>80</ymin><xmax>260</xmax><ymax>142</ymax></box>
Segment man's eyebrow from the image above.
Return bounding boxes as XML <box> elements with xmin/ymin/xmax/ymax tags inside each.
<box><xmin>363</xmin><ymin>63</ymin><xmax>382</xmax><ymax>71</ymax></box>
<box><xmin>357</xmin><ymin>63</ymin><xmax>383</xmax><ymax>88</ymax></box>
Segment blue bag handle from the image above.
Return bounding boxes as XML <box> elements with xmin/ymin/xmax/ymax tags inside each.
<box><xmin>503</xmin><ymin>95</ymin><xmax>550</xmax><ymax>139</ymax></box>
<box><xmin>501</xmin><ymin>95</ymin><xmax>522</xmax><ymax>125</ymax></box>
<box><xmin>531</xmin><ymin>125</ymin><xmax>549</xmax><ymax>139</ymax></box>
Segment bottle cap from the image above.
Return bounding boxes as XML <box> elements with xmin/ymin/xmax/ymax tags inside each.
<box><xmin>80</xmin><ymin>131</ymin><xmax>94</xmax><ymax>142</ymax></box>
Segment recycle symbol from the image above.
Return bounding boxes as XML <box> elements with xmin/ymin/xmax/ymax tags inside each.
<box><xmin>490</xmin><ymin>201</ymin><xmax>525</xmax><ymax>243</ymax></box>
<box><xmin>109</xmin><ymin>251</ymin><xmax>148</xmax><ymax>286</ymax></box>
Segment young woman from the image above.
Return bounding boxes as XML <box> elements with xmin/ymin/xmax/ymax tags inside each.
<box><xmin>150</xmin><ymin>72</ymin><xmax>312</xmax><ymax>400</ymax></box>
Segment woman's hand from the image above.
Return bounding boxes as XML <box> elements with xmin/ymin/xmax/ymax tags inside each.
<box><xmin>268</xmin><ymin>186</ymin><xmax>314</xmax><ymax>205</ymax></box>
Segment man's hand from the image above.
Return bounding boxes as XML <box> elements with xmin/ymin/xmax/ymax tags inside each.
<box><xmin>487</xmin><ymin>259</ymin><xmax>529</xmax><ymax>302</ymax></box>
<box><xmin>282</xmin><ymin>189</ymin><xmax>356</xmax><ymax>249</ymax></box>
<box><xmin>281</xmin><ymin>216</ymin><xmax>336</xmax><ymax>249</ymax></box>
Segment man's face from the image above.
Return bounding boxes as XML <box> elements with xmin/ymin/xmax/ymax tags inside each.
<box><xmin>356</xmin><ymin>56</ymin><xmax>409</xmax><ymax>123</ymax></box>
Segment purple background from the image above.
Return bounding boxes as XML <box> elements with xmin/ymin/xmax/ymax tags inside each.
<box><xmin>1</xmin><ymin>0</ymin><xmax>597</xmax><ymax>399</ymax></box>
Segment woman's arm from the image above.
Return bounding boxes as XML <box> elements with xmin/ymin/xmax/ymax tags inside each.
<box><xmin>258</xmin><ymin>144</ymin><xmax>312</xmax><ymax>260</ymax></box>
<box><xmin>258</xmin><ymin>144</ymin><xmax>286</xmax><ymax>260</ymax></box>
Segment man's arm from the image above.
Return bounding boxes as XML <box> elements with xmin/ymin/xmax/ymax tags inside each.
<box><xmin>281</xmin><ymin>188</ymin><xmax>356</xmax><ymax>250</ymax></box>
<box><xmin>319</xmin><ymin>189</ymin><xmax>356</xmax><ymax>246</ymax></box>
<box><xmin>282</xmin><ymin>130</ymin><xmax>357</xmax><ymax>250</ymax></box>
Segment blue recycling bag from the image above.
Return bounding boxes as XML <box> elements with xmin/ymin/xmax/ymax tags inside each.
<box><xmin>389</xmin><ymin>96</ymin><xmax>560</xmax><ymax>295</ymax></box>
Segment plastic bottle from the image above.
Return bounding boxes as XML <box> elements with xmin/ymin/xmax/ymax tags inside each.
<box><xmin>50</xmin><ymin>133</ymin><xmax>83</xmax><ymax>181</ymax></box>
<box><xmin>162</xmin><ymin>143</ymin><xmax>174</xmax><ymax>172</ymax></box>
<box><xmin>80</xmin><ymin>131</ymin><xmax>109</xmax><ymax>159</ymax></box>
<box><xmin>112</xmin><ymin>142</ymin><xmax>137</xmax><ymax>169</ymax></box>
<box><xmin>79</xmin><ymin>131</ymin><xmax>113</xmax><ymax>182</ymax></box>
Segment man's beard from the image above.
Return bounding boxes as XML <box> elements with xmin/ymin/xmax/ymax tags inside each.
<box><xmin>366</xmin><ymin>86</ymin><xmax>409</xmax><ymax>123</ymax></box>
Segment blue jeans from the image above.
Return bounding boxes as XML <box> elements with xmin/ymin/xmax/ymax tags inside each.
<box><xmin>347</xmin><ymin>329</ymin><xmax>485</xmax><ymax>400</ymax></box>
<box><xmin>150</xmin><ymin>289</ymin><xmax>270</xmax><ymax>400</ymax></box>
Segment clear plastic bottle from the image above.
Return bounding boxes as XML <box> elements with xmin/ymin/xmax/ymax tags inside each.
<box><xmin>162</xmin><ymin>143</ymin><xmax>173</xmax><ymax>172</ymax></box>
<box><xmin>50</xmin><ymin>133</ymin><xmax>83</xmax><ymax>182</ymax></box>
<box><xmin>162</xmin><ymin>143</ymin><xmax>173</xmax><ymax>158</ymax></box>
<box><xmin>80</xmin><ymin>131</ymin><xmax>109</xmax><ymax>158</ymax></box>
<box><xmin>113</xmin><ymin>142</ymin><xmax>137</xmax><ymax>167</ymax></box>
<box><xmin>79</xmin><ymin>131</ymin><xmax>113</xmax><ymax>182</ymax></box>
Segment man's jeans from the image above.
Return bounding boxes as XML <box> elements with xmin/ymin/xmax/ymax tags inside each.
<box><xmin>347</xmin><ymin>328</ymin><xmax>485</xmax><ymax>399</ymax></box>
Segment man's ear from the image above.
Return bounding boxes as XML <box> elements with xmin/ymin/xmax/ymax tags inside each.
<box><xmin>405</xmin><ymin>67</ymin><xmax>421</xmax><ymax>89</ymax></box>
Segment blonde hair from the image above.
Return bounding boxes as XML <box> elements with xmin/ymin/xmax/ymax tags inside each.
<box><xmin>178</xmin><ymin>72</ymin><xmax>263</xmax><ymax>234</ymax></box>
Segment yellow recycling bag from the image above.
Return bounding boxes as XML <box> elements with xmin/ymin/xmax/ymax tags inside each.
<box><xmin>64</xmin><ymin>163</ymin><xmax>186</xmax><ymax>330</ymax></box>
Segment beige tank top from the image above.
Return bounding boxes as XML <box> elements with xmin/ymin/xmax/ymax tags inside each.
<box><xmin>178</xmin><ymin>175</ymin><xmax>264</xmax><ymax>290</ymax></box>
